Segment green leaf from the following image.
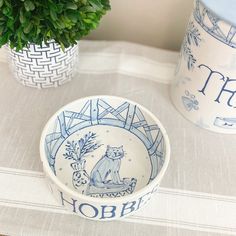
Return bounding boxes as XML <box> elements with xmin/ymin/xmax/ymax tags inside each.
<box><xmin>19</xmin><ymin>9</ymin><xmax>26</xmax><ymax>24</ymax></box>
<box><xmin>6</xmin><ymin>19</ymin><xmax>14</xmax><ymax>31</ymax></box>
<box><xmin>83</xmin><ymin>18</ymin><xmax>93</xmax><ymax>24</ymax></box>
<box><xmin>21</xmin><ymin>32</ymin><xmax>28</xmax><ymax>41</ymax></box>
<box><xmin>36</xmin><ymin>26</ymin><xmax>41</xmax><ymax>35</ymax></box>
<box><xmin>80</xmin><ymin>6</ymin><xmax>96</xmax><ymax>12</ymax></box>
<box><xmin>81</xmin><ymin>0</ymin><xmax>88</xmax><ymax>4</ymax></box>
<box><xmin>66</xmin><ymin>3</ymin><xmax>78</xmax><ymax>10</ymax></box>
<box><xmin>66</xmin><ymin>11</ymin><xmax>78</xmax><ymax>23</ymax></box>
<box><xmin>23</xmin><ymin>22</ymin><xmax>33</xmax><ymax>34</ymax></box>
<box><xmin>88</xmin><ymin>0</ymin><xmax>103</xmax><ymax>10</ymax></box>
<box><xmin>59</xmin><ymin>41</ymin><xmax>65</xmax><ymax>51</ymax></box>
<box><xmin>0</xmin><ymin>26</ymin><xmax>4</xmax><ymax>35</ymax></box>
<box><xmin>0</xmin><ymin>32</ymin><xmax>8</xmax><ymax>46</ymax></box>
<box><xmin>2</xmin><ymin>7</ymin><xmax>10</xmax><ymax>16</ymax></box>
<box><xmin>56</xmin><ymin>4</ymin><xmax>64</xmax><ymax>14</ymax></box>
<box><xmin>53</xmin><ymin>20</ymin><xmax>65</xmax><ymax>29</ymax></box>
<box><xmin>24</xmin><ymin>0</ymin><xmax>35</xmax><ymax>12</ymax></box>
<box><xmin>50</xmin><ymin>9</ymin><xmax>58</xmax><ymax>21</ymax></box>
<box><xmin>0</xmin><ymin>0</ymin><xmax>4</xmax><ymax>8</ymax></box>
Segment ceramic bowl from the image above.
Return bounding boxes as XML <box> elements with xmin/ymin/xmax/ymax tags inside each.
<box><xmin>40</xmin><ymin>96</ymin><xmax>170</xmax><ymax>220</ymax></box>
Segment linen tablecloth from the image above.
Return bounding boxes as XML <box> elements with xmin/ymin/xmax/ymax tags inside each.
<box><xmin>0</xmin><ymin>40</ymin><xmax>235</xmax><ymax>236</ymax></box>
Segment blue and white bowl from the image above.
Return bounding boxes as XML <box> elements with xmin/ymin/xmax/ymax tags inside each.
<box><xmin>40</xmin><ymin>96</ymin><xmax>170</xmax><ymax>220</ymax></box>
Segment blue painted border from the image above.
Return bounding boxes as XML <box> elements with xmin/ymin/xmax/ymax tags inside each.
<box><xmin>194</xmin><ymin>0</ymin><xmax>236</xmax><ymax>48</ymax></box>
<box><xmin>44</xmin><ymin>98</ymin><xmax>165</xmax><ymax>183</ymax></box>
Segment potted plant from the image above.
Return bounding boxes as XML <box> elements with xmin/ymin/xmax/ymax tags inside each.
<box><xmin>0</xmin><ymin>0</ymin><xmax>110</xmax><ymax>88</ymax></box>
<box><xmin>63</xmin><ymin>132</ymin><xmax>102</xmax><ymax>192</ymax></box>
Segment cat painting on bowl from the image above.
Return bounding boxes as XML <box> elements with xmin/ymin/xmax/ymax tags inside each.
<box><xmin>86</xmin><ymin>145</ymin><xmax>137</xmax><ymax>197</ymax></box>
<box><xmin>90</xmin><ymin>145</ymin><xmax>124</xmax><ymax>187</ymax></box>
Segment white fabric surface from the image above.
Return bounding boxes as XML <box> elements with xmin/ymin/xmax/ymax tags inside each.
<box><xmin>0</xmin><ymin>40</ymin><xmax>235</xmax><ymax>236</ymax></box>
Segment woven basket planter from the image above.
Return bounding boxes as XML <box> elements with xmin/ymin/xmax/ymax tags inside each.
<box><xmin>8</xmin><ymin>42</ymin><xmax>79</xmax><ymax>89</ymax></box>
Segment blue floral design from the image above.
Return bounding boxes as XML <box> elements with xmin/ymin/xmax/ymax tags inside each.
<box><xmin>182</xmin><ymin>90</ymin><xmax>199</xmax><ymax>111</ymax></box>
<box><xmin>64</xmin><ymin>132</ymin><xmax>102</xmax><ymax>162</ymax></box>
<box><xmin>181</xmin><ymin>22</ymin><xmax>201</xmax><ymax>70</ymax></box>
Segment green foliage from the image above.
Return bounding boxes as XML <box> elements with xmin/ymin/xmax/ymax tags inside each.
<box><xmin>0</xmin><ymin>0</ymin><xmax>110</xmax><ymax>51</ymax></box>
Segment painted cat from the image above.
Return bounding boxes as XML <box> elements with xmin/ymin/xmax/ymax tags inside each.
<box><xmin>89</xmin><ymin>145</ymin><xmax>125</xmax><ymax>189</ymax></box>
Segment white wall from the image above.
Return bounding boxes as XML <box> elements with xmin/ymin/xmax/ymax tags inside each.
<box><xmin>87</xmin><ymin>0</ymin><xmax>194</xmax><ymax>51</ymax></box>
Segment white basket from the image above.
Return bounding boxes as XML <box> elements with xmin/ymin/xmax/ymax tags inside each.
<box><xmin>8</xmin><ymin>42</ymin><xmax>79</xmax><ymax>89</ymax></box>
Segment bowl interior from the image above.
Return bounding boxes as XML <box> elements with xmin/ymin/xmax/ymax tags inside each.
<box><xmin>43</xmin><ymin>97</ymin><xmax>167</xmax><ymax>198</ymax></box>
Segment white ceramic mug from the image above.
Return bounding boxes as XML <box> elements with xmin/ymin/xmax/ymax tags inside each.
<box><xmin>171</xmin><ymin>0</ymin><xmax>236</xmax><ymax>134</ymax></box>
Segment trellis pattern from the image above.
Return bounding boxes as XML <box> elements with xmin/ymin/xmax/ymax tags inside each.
<box><xmin>194</xmin><ymin>0</ymin><xmax>236</xmax><ymax>48</ymax></box>
<box><xmin>45</xmin><ymin>98</ymin><xmax>165</xmax><ymax>182</ymax></box>
<box><xmin>8</xmin><ymin>42</ymin><xmax>78</xmax><ymax>88</ymax></box>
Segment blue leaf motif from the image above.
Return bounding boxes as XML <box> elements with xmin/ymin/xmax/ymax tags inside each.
<box><xmin>181</xmin><ymin>21</ymin><xmax>201</xmax><ymax>71</ymax></box>
<box><xmin>63</xmin><ymin>132</ymin><xmax>102</xmax><ymax>162</ymax></box>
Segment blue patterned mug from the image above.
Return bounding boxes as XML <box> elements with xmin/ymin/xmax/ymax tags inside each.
<box><xmin>171</xmin><ymin>0</ymin><xmax>236</xmax><ymax>133</ymax></box>
<box><xmin>40</xmin><ymin>96</ymin><xmax>170</xmax><ymax>220</ymax></box>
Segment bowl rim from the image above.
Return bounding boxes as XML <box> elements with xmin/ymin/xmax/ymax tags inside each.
<box><xmin>40</xmin><ymin>95</ymin><xmax>171</xmax><ymax>203</ymax></box>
